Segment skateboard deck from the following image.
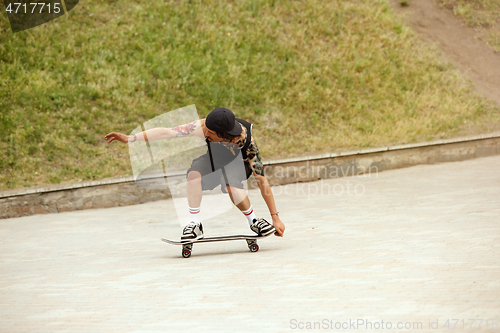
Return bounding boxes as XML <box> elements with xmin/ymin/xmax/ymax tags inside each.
<box><xmin>161</xmin><ymin>229</ymin><xmax>275</xmax><ymax>258</ymax></box>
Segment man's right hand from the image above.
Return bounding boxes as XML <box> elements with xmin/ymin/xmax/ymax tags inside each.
<box><xmin>272</xmin><ymin>215</ymin><xmax>285</xmax><ymax>237</ymax></box>
<box><xmin>105</xmin><ymin>132</ymin><xmax>129</xmax><ymax>144</ymax></box>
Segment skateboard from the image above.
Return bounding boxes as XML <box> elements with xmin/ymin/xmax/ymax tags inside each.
<box><xmin>161</xmin><ymin>229</ymin><xmax>275</xmax><ymax>258</ymax></box>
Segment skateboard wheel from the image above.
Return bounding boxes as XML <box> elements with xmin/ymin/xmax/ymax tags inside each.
<box><xmin>249</xmin><ymin>243</ymin><xmax>259</xmax><ymax>252</ymax></box>
<box><xmin>182</xmin><ymin>249</ymin><xmax>191</xmax><ymax>258</ymax></box>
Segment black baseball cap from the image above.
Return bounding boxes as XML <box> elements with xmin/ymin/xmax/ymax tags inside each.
<box><xmin>205</xmin><ymin>107</ymin><xmax>242</xmax><ymax>136</ymax></box>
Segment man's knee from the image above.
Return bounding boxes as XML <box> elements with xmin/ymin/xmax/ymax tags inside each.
<box><xmin>226</xmin><ymin>185</ymin><xmax>245</xmax><ymax>195</ymax></box>
<box><xmin>225</xmin><ymin>185</ymin><xmax>236</xmax><ymax>194</ymax></box>
<box><xmin>187</xmin><ymin>170</ymin><xmax>202</xmax><ymax>182</ymax></box>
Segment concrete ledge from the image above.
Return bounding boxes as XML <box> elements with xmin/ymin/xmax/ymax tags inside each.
<box><xmin>1</xmin><ymin>132</ymin><xmax>499</xmax><ymax>219</ymax></box>
<box><xmin>265</xmin><ymin>131</ymin><xmax>500</xmax><ymax>164</ymax></box>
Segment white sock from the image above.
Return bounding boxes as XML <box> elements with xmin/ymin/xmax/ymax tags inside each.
<box><xmin>188</xmin><ymin>206</ymin><xmax>201</xmax><ymax>225</ymax></box>
<box><xmin>241</xmin><ymin>206</ymin><xmax>256</xmax><ymax>226</ymax></box>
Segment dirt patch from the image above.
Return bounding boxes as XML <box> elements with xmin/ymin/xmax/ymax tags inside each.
<box><xmin>390</xmin><ymin>0</ymin><xmax>500</xmax><ymax>107</ymax></box>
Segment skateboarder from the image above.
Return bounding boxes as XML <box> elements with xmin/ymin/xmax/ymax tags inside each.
<box><xmin>105</xmin><ymin>107</ymin><xmax>285</xmax><ymax>241</ymax></box>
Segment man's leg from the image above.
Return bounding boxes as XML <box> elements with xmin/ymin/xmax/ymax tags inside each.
<box><xmin>187</xmin><ymin>170</ymin><xmax>203</xmax><ymax>210</ymax></box>
<box><xmin>225</xmin><ymin>185</ymin><xmax>250</xmax><ymax>211</ymax></box>
<box><xmin>182</xmin><ymin>170</ymin><xmax>204</xmax><ymax>240</ymax></box>
<box><xmin>226</xmin><ymin>186</ymin><xmax>274</xmax><ymax>235</ymax></box>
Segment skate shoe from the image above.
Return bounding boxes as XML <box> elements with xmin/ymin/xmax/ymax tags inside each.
<box><xmin>250</xmin><ymin>218</ymin><xmax>275</xmax><ymax>236</ymax></box>
<box><xmin>181</xmin><ymin>222</ymin><xmax>204</xmax><ymax>241</ymax></box>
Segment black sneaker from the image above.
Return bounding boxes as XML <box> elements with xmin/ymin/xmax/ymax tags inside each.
<box><xmin>250</xmin><ymin>218</ymin><xmax>275</xmax><ymax>236</ymax></box>
<box><xmin>181</xmin><ymin>222</ymin><xmax>204</xmax><ymax>241</ymax></box>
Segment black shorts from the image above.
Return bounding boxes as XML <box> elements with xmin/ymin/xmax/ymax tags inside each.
<box><xmin>187</xmin><ymin>144</ymin><xmax>253</xmax><ymax>191</ymax></box>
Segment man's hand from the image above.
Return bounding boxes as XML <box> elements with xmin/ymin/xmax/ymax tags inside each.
<box><xmin>272</xmin><ymin>214</ymin><xmax>285</xmax><ymax>237</ymax></box>
<box><xmin>105</xmin><ymin>132</ymin><xmax>129</xmax><ymax>144</ymax></box>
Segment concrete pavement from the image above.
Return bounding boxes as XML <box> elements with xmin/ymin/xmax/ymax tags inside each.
<box><xmin>1</xmin><ymin>155</ymin><xmax>499</xmax><ymax>332</ymax></box>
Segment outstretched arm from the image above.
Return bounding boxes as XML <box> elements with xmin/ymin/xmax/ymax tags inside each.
<box><xmin>105</xmin><ymin>120</ymin><xmax>205</xmax><ymax>144</ymax></box>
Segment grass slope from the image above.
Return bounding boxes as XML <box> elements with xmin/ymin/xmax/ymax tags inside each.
<box><xmin>1</xmin><ymin>0</ymin><xmax>499</xmax><ymax>189</ymax></box>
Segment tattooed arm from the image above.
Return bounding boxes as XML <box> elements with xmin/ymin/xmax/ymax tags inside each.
<box><xmin>105</xmin><ymin>120</ymin><xmax>206</xmax><ymax>143</ymax></box>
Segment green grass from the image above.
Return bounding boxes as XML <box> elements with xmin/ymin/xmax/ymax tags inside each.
<box><xmin>440</xmin><ymin>0</ymin><xmax>500</xmax><ymax>51</ymax></box>
<box><xmin>1</xmin><ymin>0</ymin><xmax>499</xmax><ymax>190</ymax></box>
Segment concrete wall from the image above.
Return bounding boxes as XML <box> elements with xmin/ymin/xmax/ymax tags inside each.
<box><xmin>1</xmin><ymin>133</ymin><xmax>499</xmax><ymax>219</ymax></box>
<box><xmin>260</xmin><ymin>135</ymin><xmax>499</xmax><ymax>186</ymax></box>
